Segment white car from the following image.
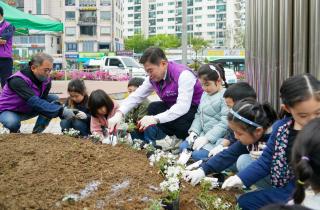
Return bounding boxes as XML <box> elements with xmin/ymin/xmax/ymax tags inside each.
<box><xmin>100</xmin><ymin>56</ymin><xmax>146</xmax><ymax>78</ymax></box>
<box><xmin>224</xmin><ymin>68</ymin><xmax>238</xmax><ymax>85</ymax></box>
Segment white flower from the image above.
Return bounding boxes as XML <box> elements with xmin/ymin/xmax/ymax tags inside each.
<box><xmin>63</xmin><ymin>128</ymin><xmax>80</xmax><ymax>137</ymax></box>
<box><xmin>0</xmin><ymin>123</ymin><xmax>9</xmax><ymax>134</ymax></box>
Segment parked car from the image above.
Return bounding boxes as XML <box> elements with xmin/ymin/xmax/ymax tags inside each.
<box><xmin>100</xmin><ymin>56</ymin><xmax>146</xmax><ymax>78</ymax></box>
<box><xmin>224</xmin><ymin>68</ymin><xmax>238</xmax><ymax>84</ymax></box>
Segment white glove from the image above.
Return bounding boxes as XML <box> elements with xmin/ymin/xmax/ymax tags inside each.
<box><xmin>183</xmin><ymin>168</ymin><xmax>206</xmax><ymax>186</ymax></box>
<box><xmin>186</xmin><ymin>131</ymin><xmax>198</xmax><ymax>145</ymax></box>
<box><xmin>138</xmin><ymin>115</ymin><xmax>158</xmax><ymax>131</ymax></box>
<box><xmin>208</xmin><ymin>145</ymin><xmax>226</xmax><ymax>157</ymax></box>
<box><xmin>75</xmin><ymin>111</ymin><xmax>87</xmax><ymax>120</ymax></box>
<box><xmin>102</xmin><ymin>136</ymin><xmax>111</xmax><ymax>144</ymax></box>
<box><xmin>250</xmin><ymin>150</ymin><xmax>263</xmax><ymax>160</ymax></box>
<box><xmin>108</xmin><ymin>112</ymin><xmax>123</xmax><ymax>133</ymax></box>
<box><xmin>192</xmin><ymin>136</ymin><xmax>209</xmax><ymax>150</ymax></box>
<box><xmin>177</xmin><ymin>150</ymin><xmax>192</xmax><ymax>165</ymax></box>
<box><xmin>221</xmin><ymin>175</ymin><xmax>243</xmax><ymax>190</ymax></box>
<box><xmin>185</xmin><ymin>160</ymin><xmax>203</xmax><ymax>170</ymax></box>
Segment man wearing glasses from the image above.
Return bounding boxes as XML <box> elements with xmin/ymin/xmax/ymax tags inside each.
<box><xmin>0</xmin><ymin>52</ymin><xmax>76</xmax><ymax>133</ymax></box>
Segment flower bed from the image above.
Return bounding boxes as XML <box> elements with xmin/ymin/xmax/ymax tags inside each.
<box><xmin>50</xmin><ymin>70</ymin><xmax>129</xmax><ymax>81</ymax></box>
<box><xmin>0</xmin><ymin>134</ymin><xmax>238</xmax><ymax>209</ymax></box>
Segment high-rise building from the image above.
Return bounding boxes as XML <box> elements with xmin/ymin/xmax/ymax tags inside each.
<box><xmin>123</xmin><ymin>0</ymin><xmax>245</xmax><ymax>48</ymax></box>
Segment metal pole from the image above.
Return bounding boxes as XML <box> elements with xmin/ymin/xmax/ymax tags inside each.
<box><xmin>181</xmin><ymin>0</ymin><xmax>188</xmax><ymax>65</ymax></box>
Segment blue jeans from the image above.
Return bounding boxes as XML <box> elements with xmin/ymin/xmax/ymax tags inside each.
<box><xmin>0</xmin><ymin>94</ymin><xmax>59</xmax><ymax>133</ymax></box>
<box><xmin>236</xmin><ymin>154</ymin><xmax>271</xmax><ymax>189</ymax></box>
<box><xmin>237</xmin><ymin>181</ymin><xmax>295</xmax><ymax>210</ymax></box>
<box><xmin>134</xmin><ymin>125</ymin><xmax>167</xmax><ymax>145</ymax></box>
<box><xmin>179</xmin><ymin>140</ymin><xmax>209</xmax><ymax>161</ymax></box>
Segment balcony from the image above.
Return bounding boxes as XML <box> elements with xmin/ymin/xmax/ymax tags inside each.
<box><xmin>78</xmin><ymin>17</ymin><xmax>97</xmax><ymax>25</ymax></box>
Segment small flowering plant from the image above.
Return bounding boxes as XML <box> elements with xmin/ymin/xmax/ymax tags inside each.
<box><xmin>160</xmin><ymin>176</ymin><xmax>180</xmax><ymax>203</ymax></box>
<box><xmin>149</xmin><ymin>150</ymin><xmax>177</xmax><ymax>174</ymax></box>
<box><xmin>131</xmin><ymin>139</ymin><xmax>144</xmax><ymax>150</ymax></box>
<box><xmin>63</xmin><ymin>128</ymin><xmax>80</xmax><ymax>138</ymax></box>
<box><xmin>88</xmin><ymin>133</ymin><xmax>102</xmax><ymax>143</ymax></box>
<box><xmin>0</xmin><ymin>123</ymin><xmax>10</xmax><ymax>134</ymax></box>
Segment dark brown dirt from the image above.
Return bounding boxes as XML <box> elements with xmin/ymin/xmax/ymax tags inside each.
<box><xmin>0</xmin><ymin>134</ymin><xmax>237</xmax><ymax>210</ymax></box>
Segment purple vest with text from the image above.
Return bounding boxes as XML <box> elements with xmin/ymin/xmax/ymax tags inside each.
<box><xmin>150</xmin><ymin>61</ymin><xmax>203</xmax><ymax>107</ymax></box>
<box><xmin>0</xmin><ymin>21</ymin><xmax>13</xmax><ymax>58</ymax></box>
<box><xmin>0</xmin><ymin>71</ymin><xmax>50</xmax><ymax>113</ymax></box>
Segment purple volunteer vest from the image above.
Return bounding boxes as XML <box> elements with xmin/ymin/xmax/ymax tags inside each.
<box><xmin>0</xmin><ymin>71</ymin><xmax>50</xmax><ymax>113</ymax></box>
<box><xmin>150</xmin><ymin>61</ymin><xmax>203</xmax><ymax>107</ymax></box>
<box><xmin>0</xmin><ymin>21</ymin><xmax>13</xmax><ymax>58</ymax></box>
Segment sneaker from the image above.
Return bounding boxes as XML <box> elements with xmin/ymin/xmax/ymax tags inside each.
<box><xmin>155</xmin><ymin>135</ymin><xmax>182</xmax><ymax>151</ymax></box>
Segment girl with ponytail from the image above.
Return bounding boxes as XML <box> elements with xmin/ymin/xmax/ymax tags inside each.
<box><xmin>291</xmin><ymin>118</ymin><xmax>320</xmax><ymax>209</ymax></box>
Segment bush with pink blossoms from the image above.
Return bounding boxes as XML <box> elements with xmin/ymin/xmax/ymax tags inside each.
<box><xmin>50</xmin><ymin>70</ymin><xmax>129</xmax><ymax>81</ymax></box>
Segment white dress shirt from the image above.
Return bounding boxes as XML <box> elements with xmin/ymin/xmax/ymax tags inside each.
<box><xmin>119</xmin><ymin>70</ymin><xmax>197</xmax><ymax>124</ymax></box>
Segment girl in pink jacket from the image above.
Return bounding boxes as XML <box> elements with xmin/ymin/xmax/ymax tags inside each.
<box><xmin>88</xmin><ymin>89</ymin><xmax>119</xmax><ymax>137</ymax></box>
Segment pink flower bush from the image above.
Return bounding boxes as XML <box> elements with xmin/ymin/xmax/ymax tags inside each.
<box><xmin>50</xmin><ymin>70</ymin><xmax>129</xmax><ymax>81</ymax></box>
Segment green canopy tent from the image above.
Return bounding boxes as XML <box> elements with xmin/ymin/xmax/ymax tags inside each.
<box><xmin>0</xmin><ymin>1</ymin><xmax>63</xmax><ymax>35</ymax></box>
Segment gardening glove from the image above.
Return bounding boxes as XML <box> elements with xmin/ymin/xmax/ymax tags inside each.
<box><xmin>222</xmin><ymin>175</ymin><xmax>243</xmax><ymax>190</ymax></box>
<box><xmin>208</xmin><ymin>145</ymin><xmax>226</xmax><ymax>157</ymax></box>
<box><xmin>185</xmin><ymin>160</ymin><xmax>203</xmax><ymax>171</ymax></box>
<box><xmin>192</xmin><ymin>136</ymin><xmax>209</xmax><ymax>151</ymax></box>
<box><xmin>249</xmin><ymin>150</ymin><xmax>263</xmax><ymax>160</ymax></box>
<box><xmin>102</xmin><ymin>136</ymin><xmax>111</xmax><ymax>144</ymax></box>
<box><xmin>62</xmin><ymin>107</ymin><xmax>76</xmax><ymax>120</ymax></box>
<box><xmin>177</xmin><ymin>150</ymin><xmax>192</xmax><ymax>165</ymax></box>
<box><xmin>183</xmin><ymin>168</ymin><xmax>206</xmax><ymax>186</ymax></box>
<box><xmin>186</xmin><ymin>131</ymin><xmax>198</xmax><ymax>145</ymax></box>
<box><xmin>138</xmin><ymin>115</ymin><xmax>158</xmax><ymax>131</ymax></box>
<box><xmin>108</xmin><ymin>112</ymin><xmax>123</xmax><ymax>133</ymax></box>
<box><xmin>75</xmin><ymin>111</ymin><xmax>87</xmax><ymax>120</ymax></box>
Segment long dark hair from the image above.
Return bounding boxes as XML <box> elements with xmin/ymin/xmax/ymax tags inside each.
<box><xmin>279</xmin><ymin>74</ymin><xmax>320</xmax><ymax>118</ymax></box>
<box><xmin>198</xmin><ymin>63</ymin><xmax>229</xmax><ymax>88</ymax></box>
<box><xmin>228</xmin><ymin>98</ymin><xmax>278</xmax><ymax>135</ymax></box>
<box><xmin>292</xmin><ymin>118</ymin><xmax>320</xmax><ymax>204</ymax></box>
<box><xmin>67</xmin><ymin>79</ymin><xmax>88</xmax><ymax>108</ymax></box>
<box><xmin>88</xmin><ymin>89</ymin><xmax>114</xmax><ymax>118</ymax></box>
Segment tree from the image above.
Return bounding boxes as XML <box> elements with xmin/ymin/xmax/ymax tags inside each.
<box><xmin>148</xmin><ymin>34</ymin><xmax>181</xmax><ymax>50</ymax></box>
<box><xmin>124</xmin><ymin>33</ymin><xmax>151</xmax><ymax>53</ymax></box>
<box><xmin>190</xmin><ymin>37</ymin><xmax>209</xmax><ymax>70</ymax></box>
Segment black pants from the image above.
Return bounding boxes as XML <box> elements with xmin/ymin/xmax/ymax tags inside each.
<box><xmin>147</xmin><ymin>101</ymin><xmax>198</xmax><ymax>139</ymax></box>
<box><xmin>0</xmin><ymin>58</ymin><xmax>13</xmax><ymax>88</ymax></box>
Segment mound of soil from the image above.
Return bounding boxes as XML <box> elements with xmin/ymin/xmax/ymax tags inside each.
<box><xmin>0</xmin><ymin>134</ymin><xmax>237</xmax><ymax>209</ymax></box>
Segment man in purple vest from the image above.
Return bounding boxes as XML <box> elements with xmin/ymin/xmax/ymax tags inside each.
<box><xmin>0</xmin><ymin>52</ymin><xmax>76</xmax><ymax>133</ymax></box>
<box><xmin>0</xmin><ymin>6</ymin><xmax>15</xmax><ymax>88</ymax></box>
<box><xmin>109</xmin><ymin>47</ymin><xmax>203</xmax><ymax>146</ymax></box>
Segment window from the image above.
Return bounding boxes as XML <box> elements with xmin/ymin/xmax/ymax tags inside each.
<box><xmin>207</xmin><ymin>23</ymin><xmax>215</xmax><ymax>27</ymax></box>
<box><xmin>157</xmin><ymin>3</ymin><xmax>163</xmax><ymax>6</ymax></box>
<box><xmin>194</xmin><ymin>32</ymin><xmax>202</xmax><ymax>36</ymax></box>
<box><xmin>36</xmin><ymin>0</ymin><xmax>41</xmax><ymax>14</ymax></box>
<box><xmin>66</xmin><ymin>43</ymin><xmax>77</xmax><ymax>52</ymax></box>
<box><xmin>208</xmin><ymin>14</ymin><xmax>215</xmax><ymax>18</ymax></box>
<box><xmin>65</xmin><ymin>11</ymin><xmax>75</xmax><ymax>20</ymax></box>
<box><xmin>149</xmin><ymin>27</ymin><xmax>156</xmax><ymax>33</ymax></box>
<box><xmin>195</xmin><ymin>15</ymin><xmax>201</xmax><ymax>19</ymax></box>
<box><xmin>187</xmin><ymin>25</ymin><xmax>193</xmax><ymax>31</ymax></box>
<box><xmin>187</xmin><ymin>0</ymin><xmax>193</xmax><ymax>6</ymax></box>
<box><xmin>83</xmin><ymin>41</ymin><xmax>94</xmax><ymax>52</ymax></box>
<box><xmin>101</xmin><ymin>0</ymin><xmax>111</xmax><ymax>6</ymax></box>
<box><xmin>134</xmin><ymin>13</ymin><xmax>141</xmax><ymax>19</ymax></box>
<box><xmin>216</xmin><ymin>5</ymin><xmax>226</xmax><ymax>12</ymax></box>
<box><xmin>207</xmin><ymin>6</ymin><xmax>215</xmax><ymax>10</ymax></box>
<box><xmin>134</xmin><ymin>6</ymin><xmax>141</xmax><ymax>12</ymax></box>
<box><xmin>168</xmin><ymin>18</ymin><xmax>174</xmax><ymax>22</ymax></box>
<box><xmin>217</xmin><ymin>13</ymin><xmax>226</xmax><ymax>21</ymax></box>
<box><xmin>149</xmin><ymin>19</ymin><xmax>156</xmax><ymax>25</ymax></box>
<box><xmin>168</xmin><ymin>26</ymin><xmax>175</xmax><ymax>29</ymax></box>
<box><xmin>176</xmin><ymin>8</ymin><xmax>182</xmax><ymax>16</ymax></box>
<box><xmin>128</xmin><ymin>7</ymin><xmax>133</xmax><ymax>10</ymax></box>
<box><xmin>100</xmin><ymin>26</ymin><xmax>111</xmax><ymax>35</ymax></box>
<box><xmin>79</xmin><ymin>11</ymin><xmax>97</xmax><ymax>23</ymax></box>
<box><xmin>157</xmin><ymin>26</ymin><xmax>163</xmax><ymax>30</ymax></box>
<box><xmin>195</xmin><ymin>24</ymin><xmax>202</xmax><ymax>27</ymax></box>
<box><xmin>99</xmin><ymin>43</ymin><xmax>110</xmax><ymax>50</ymax></box>
<box><xmin>157</xmin><ymin>11</ymin><xmax>163</xmax><ymax>15</ymax></box>
<box><xmin>195</xmin><ymin>7</ymin><xmax>201</xmax><ymax>11</ymax></box>
<box><xmin>176</xmin><ymin>25</ymin><xmax>181</xmax><ymax>32</ymax></box>
<box><xmin>217</xmin><ymin>31</ymin><xmax>225</xmax><ymax>38</ymax></box>
<box><xmin>149</xmin><ymin>4</ymin><xmax>156</xmax><ymax>10</ymax></box>
<box><xmin>216</xmin><ymin>22</ymin><xmax>226</xmax><ymax>29</ymax></box>
<box><xmin>187</xmin><ymin>16</ymin><xmax>193</xmax><ymax>22</ymax></box>
<box><xmin>134</xmin><ymin>28</ymin><xmax>141</xmax><ymax>33</ymax></box>
<box><xmin>80</xmin><ymin>26</ymin><xmax>96</xmax><ymax>36</ymax></box>
<box><xmin>29</xmin><ymin>35</ymin><xmax>45</xmax><ymax>43</ymax></box>
<box><xmin>65</xmin><ymin>0</ymin><xmax>75</xmax><ymax>6</ymax></box>
<box><xmin>207</xmin><ymin>32</ymin><xmax>215</xmax><ymax>36</ymax></box>
<box><xmin>128</xmin><ymin>14</ymin><xmax>133</xmax><ymax>17</ymax></box>
<box><xmin>149</xmin><ymin>11</ymin><xmax>156</xmax><ymax>18</ymax></box>
<box><xmin>100</xmin><ymin>11</ymin><xmax>111</xmax><ymax>20</ymax></box>
<box><xmin>134</xmin><ymin>20</ymin><xmax>141</xmax><ymax>27</ymax></box>
<box><xmin>187</xmin><ymin>8</ymin><xmax>193</xmax><ymax>15</ymax></box>
<box><xmin>134</xmin><ymin>0</ymin><xmax>141</xmax><ymax>4</ymax></box>
<box><xmin>157</xmin><ymin>18</ymin><xmax>163</xmax><ymax>22</ymax></box>
<box><xmin>195</xmin><ymin>0</ymin><xmax>201</xmax><ymax>2</ymax></box>
<box><xmin>109</xmin><ymin>58</ymin><xmax>122</xmax><ymax>67</ymax></box>
<box><xmin>65</xmin><ymin>27</ymin><xmax>76</xmax><ymax>36</ymax></box>
<box><xmin>168</xmin><ymin>10</ymin><xmax>175</xmax><ymax>14</ymax></box>
<box><xmin>176</xmin><ymin>17</ymin><xmax>182</xmax><ymax>24</ymax></box>
<box><xmin>168</xmin><ymin>2</ymin><xmax>175</xmax><ymax>5</ymax></box>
